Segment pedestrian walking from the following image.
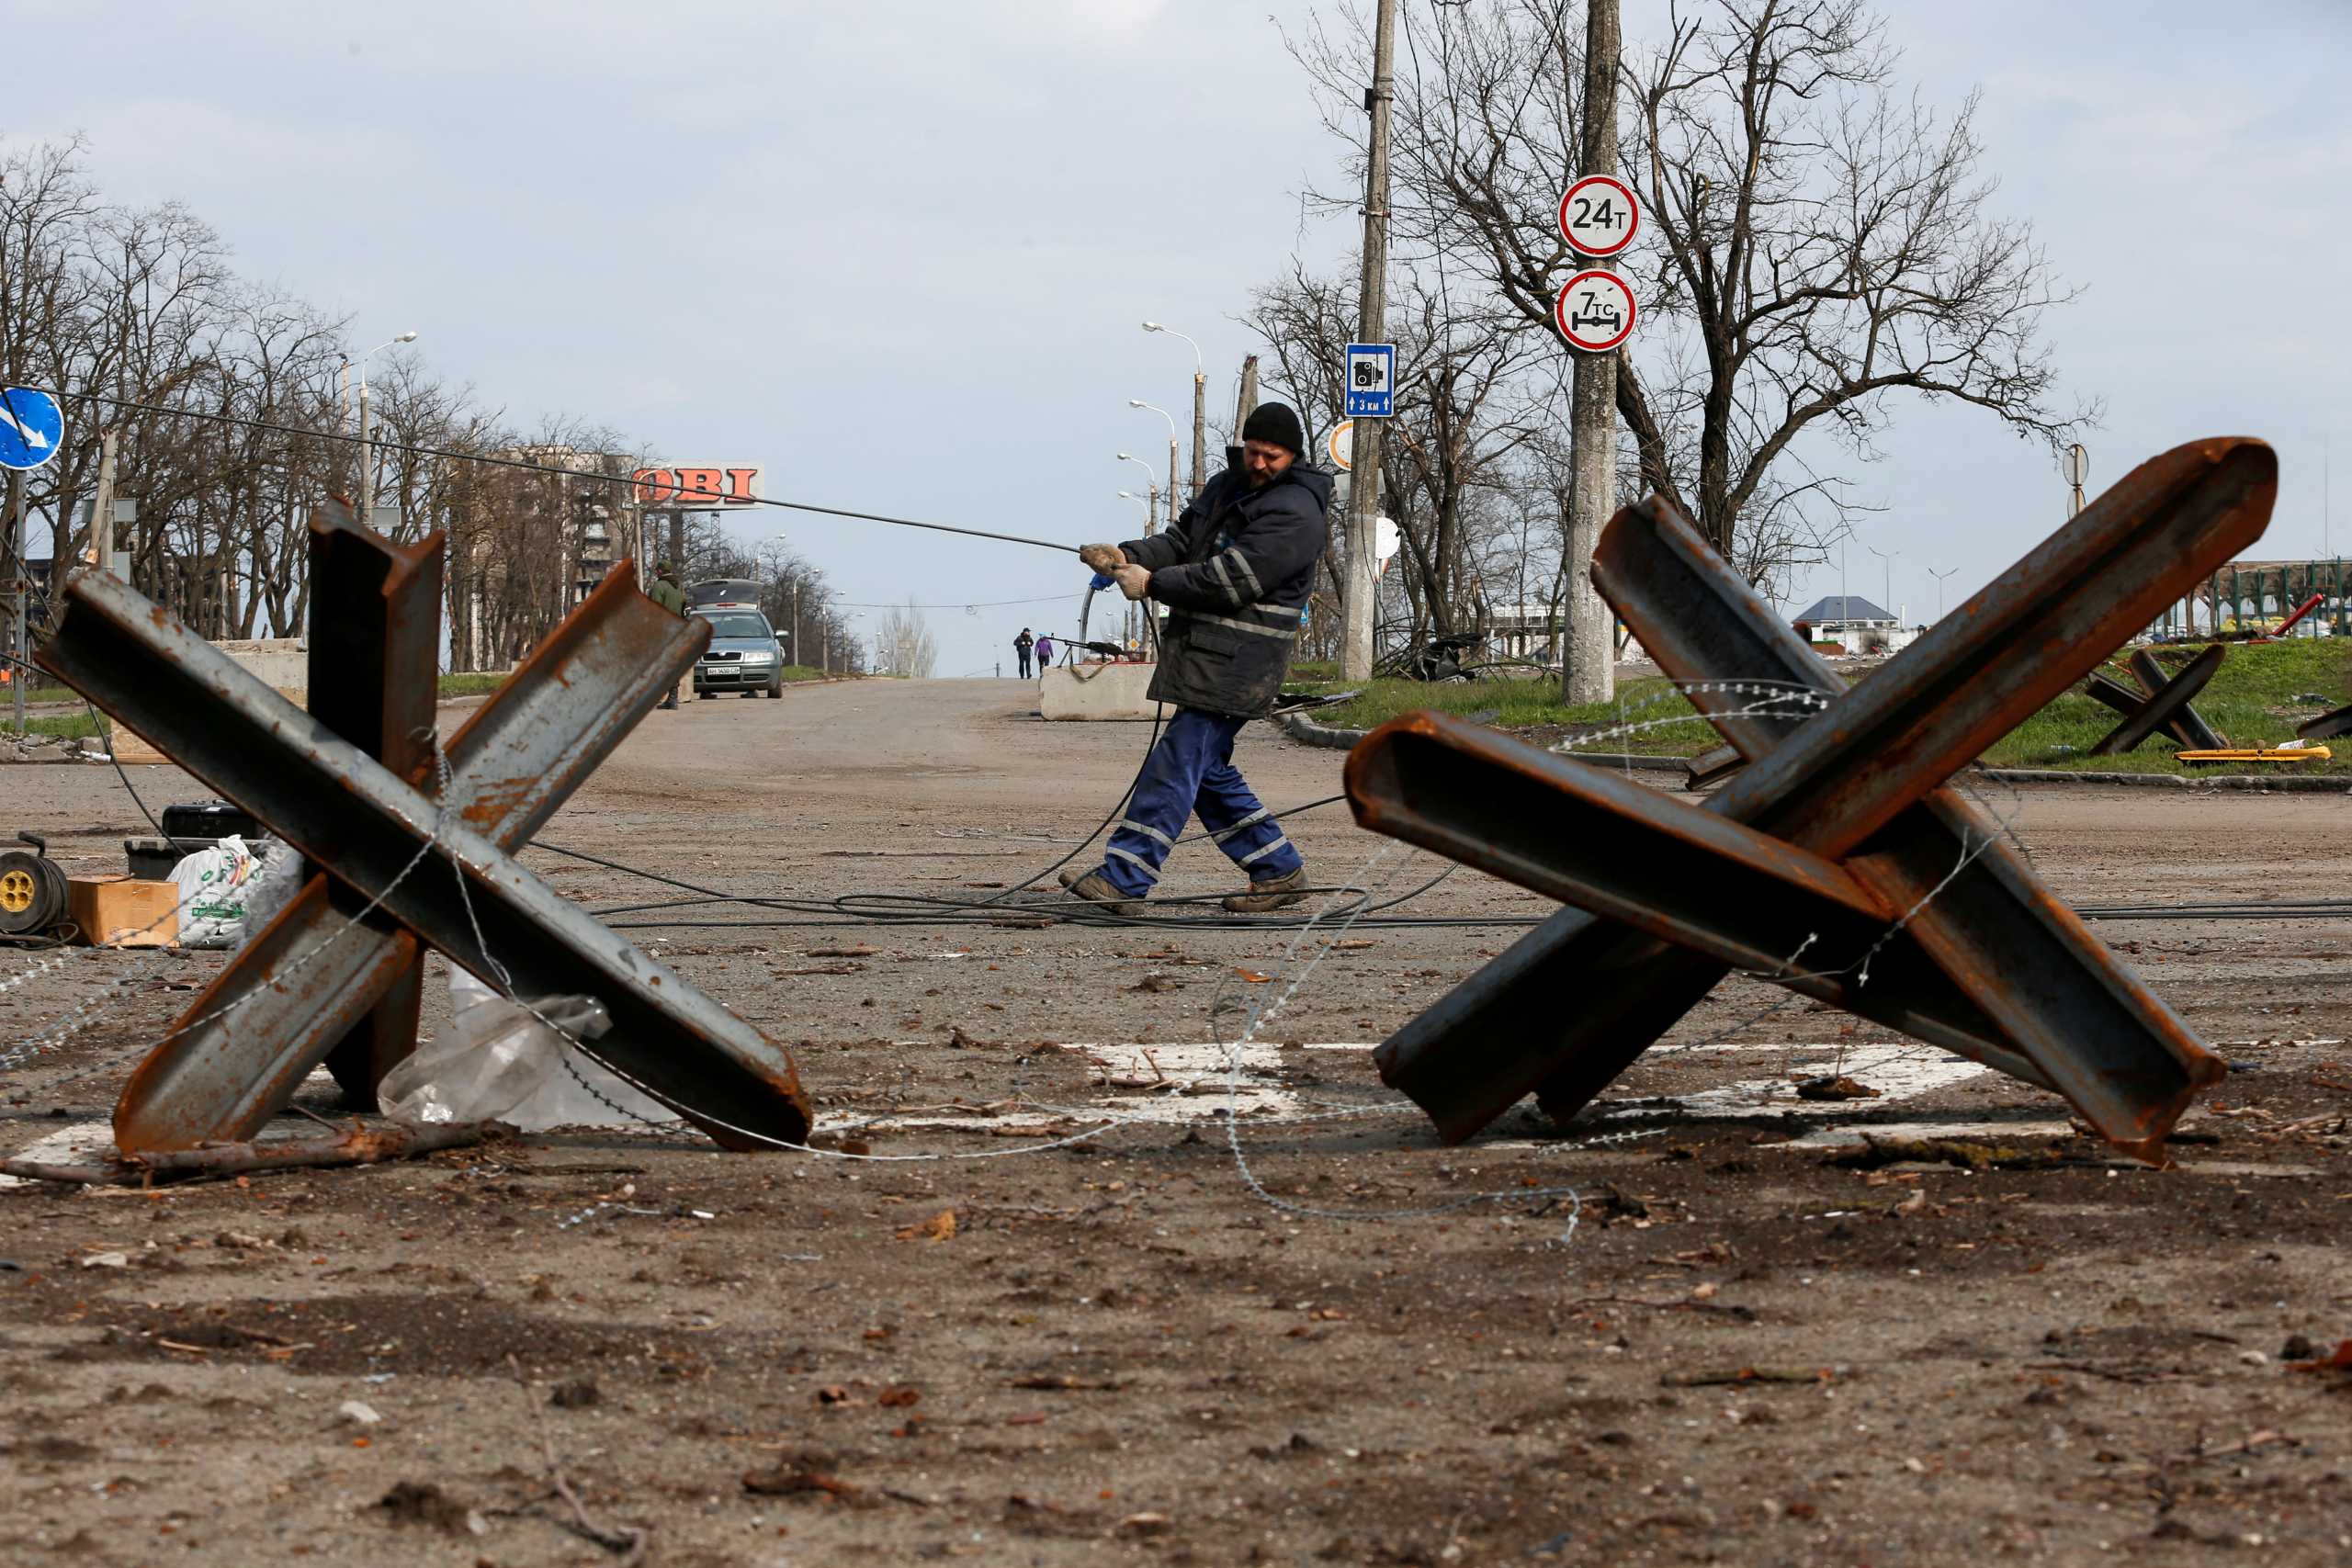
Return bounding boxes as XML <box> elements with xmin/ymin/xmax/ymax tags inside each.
<box><xmin>1013</xmin><ymin>626</ymin><xmax>1035</xmax><ymax>679</ymax></box>
<box><xmin>1061</xmin><ymin>402</ymin><xmax>1328</xmax><ymax>914</ymax></box>
<box><xmin>1035</xmin><ymin>633</ymin><xmax>1055</xmax><ymax>670</ymax></box>
<box><xmin>648</xmin><ymin>561</ymin><xmax>690</xmax><ymax>709</ymax></box>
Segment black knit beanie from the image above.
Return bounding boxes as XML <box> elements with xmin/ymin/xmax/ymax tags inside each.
<box><xmin>1241</xmin><ymin>401</ymin><xmax>1306</xmax><ymax>457</ymax></box>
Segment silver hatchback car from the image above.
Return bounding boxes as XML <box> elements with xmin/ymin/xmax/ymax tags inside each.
<box><xmin>691</xmin><ymin>606</ymin><xmax>786</xmax><ymax>698</ymax></box>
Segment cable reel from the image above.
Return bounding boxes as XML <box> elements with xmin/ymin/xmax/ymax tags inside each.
<box><xmin>0</xmin><ymin>832</ymin><xmax>70</xmax><ymax>937</ymax></box>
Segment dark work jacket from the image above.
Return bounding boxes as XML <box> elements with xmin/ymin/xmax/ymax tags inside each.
<box><xmin>1120</xmin><ymin>448</ymin><xmax>1331</xmax><ymax>718</ymax></box>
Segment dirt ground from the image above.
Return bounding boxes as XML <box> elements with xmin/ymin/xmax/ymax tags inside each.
<box><xmin>2</xmin><ymin>677</ymin><xmax>2348</xmax><ymax>1566</ymax></box>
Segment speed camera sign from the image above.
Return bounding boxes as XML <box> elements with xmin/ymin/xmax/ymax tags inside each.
<box><xmin>1557</xmin><ymin>175</ymin><xmax>1639</xmax><ymax>257</ymax></box>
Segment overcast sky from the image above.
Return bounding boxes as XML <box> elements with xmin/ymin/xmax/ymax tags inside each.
<box><xmin>10</xmin><ymin>1</ymin><xmax>2349</xmax><ymax>670</ymax></box>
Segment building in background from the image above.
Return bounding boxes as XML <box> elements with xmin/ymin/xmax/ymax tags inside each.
<box><xmin>1792</xmin><ymin>595</ymin><xmax>1916</xmax><ymax>656</ymax></box>
<box><xmin>449</xmin><ymin>445</ymin><xmax>644</xmax><ymax>671</ymax></box>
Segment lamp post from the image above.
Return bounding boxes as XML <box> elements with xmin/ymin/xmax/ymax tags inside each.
<box><xmin>1140</xmin><ymin>322</ymin><xmax>1205</xmax><ymax>500</ymax></box>
<box><xmin>1127</xmin><ymin>399</ymin><xmax>1182</xmax><ymax>520</ymax></box>
<box><xmin>1116</xmin><ymin>453</ymin><xmax>1159</xmax><ymax>533</ymax></box>
<box><xmin>1867</xmin><ymin>545</ymin><xmax>1899</xmax><ymax>625</ymax></box>
<box><xmin>352</xmin><ymin>331</ymin><xmax>419</xmax><ymax>527</ymax></box>
<box><xmin>1929</xmin><ymin>566</ymin><xmax>1960</xmax><ymax>620</ymax></box>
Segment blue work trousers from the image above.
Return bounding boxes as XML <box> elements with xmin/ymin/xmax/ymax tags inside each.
<box><xmin>1100</xmin><ymin>708</ymin><xmax>1303</xmax><ymax>897</ymax></box>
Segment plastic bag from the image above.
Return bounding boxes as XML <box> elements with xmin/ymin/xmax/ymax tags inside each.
<box><xmin>379</xmin><ymin>968</ymin><xmax>679</xmax><ymax>1131</ymax></box>
<box><xmin>165</xmin><ymin>836</ymin><xmax>304</xmax><ymax>950</ymax></box>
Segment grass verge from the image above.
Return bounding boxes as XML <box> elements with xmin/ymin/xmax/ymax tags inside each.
<box><xmin>1299</xmin><ymin>638</ymin><xmax>2352</xmax><ymax>774</ymax></box>
<box><xmin>2</xmin><ymin>712</ymin><xmax>105</xmax><ymax>740</ymax></box>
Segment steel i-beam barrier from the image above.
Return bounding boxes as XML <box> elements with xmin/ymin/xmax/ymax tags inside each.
<box><xmin>304</xmin><ymin>510</ymin><xmax>443</xmax><ymax>1105</ymax></box>
<box><xmin>1352</xmin><ymin>437</ymin><xmax>2274</xmax><ymax>1157</ymax></box>
<box><xmin>43</xmin><ymin>518</ymin><xmax>813</xmax><ymax>1154</ymax></box>
<box><xmin>2086</xmin><ymin>644</ymin><xmax>2227</xmax><ymax>755</ymax></box>
<box><xmin>2298</xmin><ymin>700</ymin><xmax>2352</xmax><ymax>743</ymax></box>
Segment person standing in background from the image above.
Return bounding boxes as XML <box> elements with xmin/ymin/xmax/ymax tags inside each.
<box><xmin>649</xmin><ymin>563</ymin><xmax>690</xmax><ymax>708</ymax></box>
<box><xmin>1013</xmin><ymin>626</ymin><xmax>1035</xmax><ymax>678</ymax></box>
<box><xmin>1035</xmin><ymin>633</ymin><xmax>1056</xmax><ymax>671</ymax></box>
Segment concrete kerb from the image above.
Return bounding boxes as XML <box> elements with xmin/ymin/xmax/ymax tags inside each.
<box><xmin>1271</xmin><ymin>712</ymin><xmax>2352</xmax><ymax>792</ymax></box>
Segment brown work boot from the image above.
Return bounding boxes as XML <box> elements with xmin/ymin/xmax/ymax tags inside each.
<box><xmin>1062</xmin><ymin>868</ymin><xmax>1141</xmax><ymax>916</ymax></box>
<box><xmin>1222</xmin><ymin>863</ymin><xmax>1309</xmax><ymax>913</ymax></box>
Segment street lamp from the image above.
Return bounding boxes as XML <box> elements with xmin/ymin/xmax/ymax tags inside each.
<box><xmin>1141</xmin><ymin>321</ymin><xmax>1206</xmax><ymax>502</ymax></box>
<box><xmin>1116</xmin><ymin>489</ymin><xmax>1151</xmax><ymax>521</ymax></box>
<box><xmin>1127</xmin><ymin>394</ymin><xmax>1186</xmax><ymax>513</ymax></box>
<box><xmin>1929</xmin><ymin>566</ymin><xmax>1960</xmax><ymax>620</ymax></box>
<box><xmin>352</xmin><ymin>330</ymin><xmax>419</xmax><ymax>525</ymax></box>
<box><xmin>1117</xmin><ymin>452</ymin><xmax>1160</xmax><ymax>533</ymax></box>
<box><xmin>1866</xmin><ymin>545</ymin><xmax>1899</xmax><ymax>623</ymax></box>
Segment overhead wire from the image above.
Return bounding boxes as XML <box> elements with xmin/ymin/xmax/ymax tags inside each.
<box><xmin>29</xmin><ymin>387</ymin><xmax>1083</xmax><ymax>556</ymax></box>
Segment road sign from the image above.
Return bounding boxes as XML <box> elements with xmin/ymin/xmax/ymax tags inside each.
<box><xmin>1328</xmin><ymin>419</ymin><xmax>1355</xmax><ymax>471</ymax></box>
<box><xmin>1555</xmin><ymin>270</ymin><xmax>1638</xmax><ymax>354</ymax></box>
<box><xmin>1344</xmin><ymin>344</ymin><xmax>1396</xmax><ymax>418</ymax></box>
<box><xmin>1558</xmin><ymin>175</ymin><xmax>1639</xmax><ymax>257</ymax></box>
<box><xmin>0</xmin><ymin>389</ymin><xmax>64</xmax><ymax>471</ymax></box>
<box><xmin>1375</xmin><ymin>515</ymin><xmax>1400</xmax><ymax>576</ymax></box>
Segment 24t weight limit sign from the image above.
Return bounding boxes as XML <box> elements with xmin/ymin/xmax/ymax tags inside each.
<box><xmin>1558</xmin><ymin>174</ymin><xmax>1638</xmax><ymax>257</ymax></box>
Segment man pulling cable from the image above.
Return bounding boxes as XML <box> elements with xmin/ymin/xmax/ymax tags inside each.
<box><xmin>1064</xmin><ymin>402</ymin><xmax>1329</xmax><ymax>915</ymax></box>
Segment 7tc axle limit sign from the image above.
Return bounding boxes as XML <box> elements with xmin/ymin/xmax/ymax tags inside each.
<box><xmin>1555</xmin><ymin>271</ymin><xmax>1636</xmax><ymax>354</ymax></box>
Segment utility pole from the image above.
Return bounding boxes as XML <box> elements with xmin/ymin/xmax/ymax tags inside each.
<box><xmin>1561</xmin><ymin>0</ymin><xmax>1621</xmax><ymax>704</ymax></box>
<box><xmin>1339</xmin><ymin>0</ymin><xmax>1397</xmax><ymax>682</ymax></box>
<box><xmin>88</xmin><ymin>427</ymin><xmax>120</xmax><ymax>571</ymax></box>
<box><xmin>1235</xmin><ymin>355</ymin><xmax>1260</xmax><ymax>429</ymax></box>
<box><xmin>1168</xmin><ymin>434</ymin><xmax>1182</xmax><ymax>520</ymax></box>
<box><xmin>356</xmin><ymin>378</ymin><xmax>375</xmax><ymax>525</ymax></box>
<box><xmin>1191</xmin><ymin>370</ymin><xmax>1206</xmax><ymax>502</ymax></box>
<box><xmin>8</xmin><ymin>471</ymin><xmax>26</xmax><ymax>738</ymax></box>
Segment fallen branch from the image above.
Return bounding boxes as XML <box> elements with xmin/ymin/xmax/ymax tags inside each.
<box><xmin>507</xmin><ymin>1353</ymin><xmax>648</xmax><ymax>1563</ymax></box>
<box><xmin>0</xmin><ymin>1121</ymin><xmax>506</xmax><ymax>1187</ymax></box>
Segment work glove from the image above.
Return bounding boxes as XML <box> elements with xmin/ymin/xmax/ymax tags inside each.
<box><xmin>1079</xmin><ymin>543</ymin><xmax>1125</xmax><ymax>573</ymax></box>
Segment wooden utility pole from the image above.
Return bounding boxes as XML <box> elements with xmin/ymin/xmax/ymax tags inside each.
<box><xmin>88</xmin><ymin>427</ymin><xmax>121</xmax><ymax>572</ymax></box>
<box><xmin>1562</xmin><ymin>0</ymin><xmax>1621</xmax><ymax>705</ymax></box>
<box><xmin>1340</xmin><ymin>0</ymin><xmax>1398</xmax><ymax>682</ymax></box>
<box><xmin>1234</xmin><ymin>355</ymin><xmax>1260</xmax><ymax>430</ymax></box>
<box><xmin>7</xmin><ymin>470</ymin><xmax>25</xmax><ymax>737</ymax></box>
<box><xmin>1190</xmin><ymin>371</ymin><xmax>1207</xmax><ymax>503</ymax></box>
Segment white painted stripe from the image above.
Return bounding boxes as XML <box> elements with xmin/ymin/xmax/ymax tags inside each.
<box><xmin>0</xmin><ymin>1119</ymin><xmax>117</xmax><ymax>1189</ymax></box>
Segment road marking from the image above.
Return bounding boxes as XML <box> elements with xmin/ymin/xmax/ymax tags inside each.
<box><xmin>855</xmin><ymin>1038</ymin><xmax>2070</xmax><ymax>1145</ymax></box>
<box><xmin>0</xmin><ymin>1118</ymin><xmax>115</xmax><ymax>1189</ymax></box>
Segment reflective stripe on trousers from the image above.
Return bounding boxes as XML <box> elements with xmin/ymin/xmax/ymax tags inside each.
<box><xmin>1097</xmin><ymin>707</ymin><xmax>1303</xmax><ymax>897</ymax></box>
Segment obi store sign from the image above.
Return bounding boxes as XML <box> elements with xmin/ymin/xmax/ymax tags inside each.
<box><xmin>630</xmin><ymin>466</ymin><xmax>763</xmax><ymax>508</ymax></box>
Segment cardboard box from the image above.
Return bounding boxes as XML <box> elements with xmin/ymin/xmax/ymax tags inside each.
<box><xmin>67</xmin><ymin>874</ymin><xmax>179</xmax><ymax>948</ymax></box>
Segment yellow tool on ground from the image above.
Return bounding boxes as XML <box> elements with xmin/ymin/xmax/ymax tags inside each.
<box><xmin>2175</xmin><ymin>743</ymin><xmax>2332</xmax><ymax>763</ymax></box>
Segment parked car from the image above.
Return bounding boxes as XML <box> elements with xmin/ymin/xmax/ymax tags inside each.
<box><xmin>688</xmin><ymin>578</ymin><xmax>761</xmax><ymax>609</ymax></box>
<box><xmin>690</xmin><ymin>606</ymin><xmax>786</xmax><ymax>698</ymax></box>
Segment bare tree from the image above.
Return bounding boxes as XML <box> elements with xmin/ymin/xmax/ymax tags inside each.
<box><xmin>1246</xmin><ymin>258</ymin><xmax>1546</xmax><ymax>643</ymax></box>
<box><xmin>1286</xmin><ymin>0</ymin><xmax>2088</xmax><ymax>586</ymax></box>
<box><xmin>873</xmin><ymin>600</ymin><xmax>937</xmax><ymax>679</ymax></box>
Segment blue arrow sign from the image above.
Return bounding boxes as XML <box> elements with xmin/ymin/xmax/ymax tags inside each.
<box><xmin>0</xmin><ymin>388</ymin><xmax>64</xmax><ymax>471</ymax></box>
<box><xmin>1344</xmin><ymin>343</ymin><xmax>1395</xmax><ymax>419</ymax></box>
